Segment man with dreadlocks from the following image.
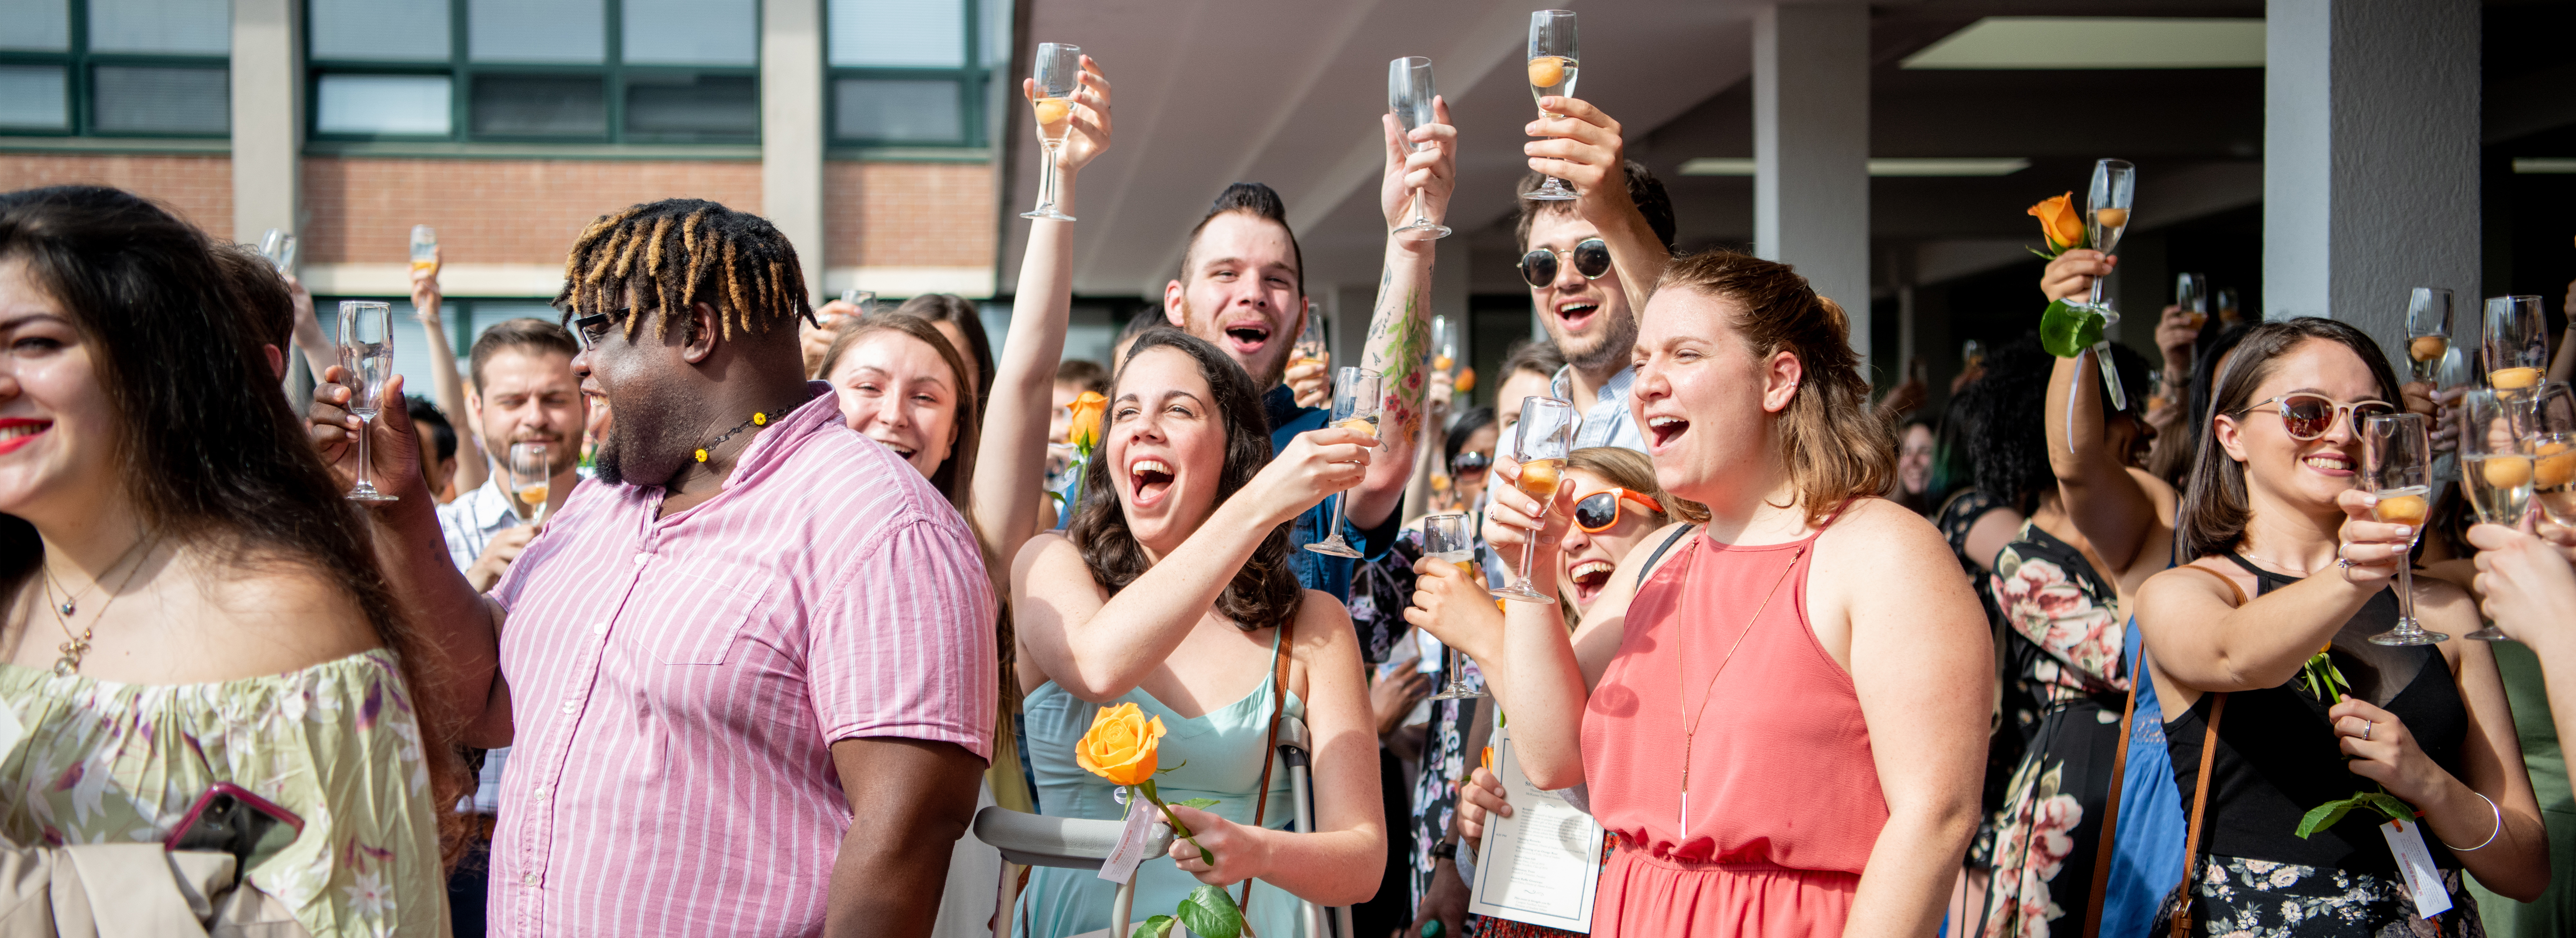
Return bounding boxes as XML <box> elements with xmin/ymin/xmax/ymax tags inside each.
<box><xmin>310</xmin><ymin>198</ymin><xmax>997</xmax><ymax>937</ymax></box>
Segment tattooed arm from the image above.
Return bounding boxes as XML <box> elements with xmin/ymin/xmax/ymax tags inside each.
<box><xmin>1350</xmin><ymin>101</ymin><xmax>1455</xmax><ymax>531</ymax></box>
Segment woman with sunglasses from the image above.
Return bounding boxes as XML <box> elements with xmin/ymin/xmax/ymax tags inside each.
<box><xmin>1557</xmin><ymin>447</ymin><xmax>1702</xmax><ymax>611</ymax></box>
<box><xmin>2133</xmin><ymin>317</ymin><xmax>2544</xmax><ymax>935</ymax></box>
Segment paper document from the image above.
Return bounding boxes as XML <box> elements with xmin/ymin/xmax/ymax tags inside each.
<box><xmin>1467</xmin><ymin>730</ymin><xmax>1604</xmax><ymax>932</ymax></box>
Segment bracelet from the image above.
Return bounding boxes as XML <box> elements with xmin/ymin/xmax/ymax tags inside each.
<box><xmin>1430</xmin><ymin>841</ymin><xmax>1457</xmax><ymax>861</ymax></box>
<box><xmin>2436</xmin><ymin>791</ymin><xmax>2502</xmax><ymax>852</ymax></box>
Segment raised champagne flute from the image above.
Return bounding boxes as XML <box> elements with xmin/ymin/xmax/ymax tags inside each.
<box><xmin>410</xmin><ymin>225</ymin><xmax>437</xmax><ymax>275</ymax></box>
<box><xmin>508</xmin><ymin>440</ymin><xmax>552</xmax><ymax>522</ymax></box>
<box><xmin>1389</xmin><ymin>57</ymin><xmax>1451</xmax><ymax>240</ymax></box>
<box><xmin>2407</xmin><ymin>288</ymin><xmax>2454</xmax><ymax>385</ymax></box>
<box><xmin>2084</xmin><ymin>158</ymin><xmax>2135</xmax><ymax>409</ymax></box>
<box><xmin>2362</xmin><ymin>412</ymin><xmax>2443</xmax><ymax>645</ymax></box>
<box><xmin>2533</xmin><ymin>382</ymin><xmax>2576</xmax><ymax>530</ymax></box>
<box><xmin>1022</xmin><ymin>43</ymin><xmax>1080</xmax><ymax>222</ymax></box>
<box><xmin>258</xmin><ymin>228</ymin><xmax>297</xmax><ymax>275</ymax></box>
<box><xmin>1421</xmin><ymin>513</ymin><xmax>1487</xmax><ymax>700</ymax></box>
<box><xmin>2175</xmin><ymin>272</ymin><xmax>2209</xmax><ymax>331</ymax></box>
<box><xmin>1520</xmin><ymin>10</ymin><xmax>1579</xmax><ymax>201</ymax></box>
<box><xmin>339</xmin><ymin>301</ymin><xmax>399</xmax><ymax>502</ymax></box>
<box><xmin>1293</xmin><ymin>304</ymin><xmax>1329</xmax><ymax>372</ymax></box>
<box><xmin>1494</xmin><ymin>396</ymin><xmax>1575</xmax><ymax>603</ymax></box>
<box><xmin>838</xmin><ymin>288</ymin><xmax>877</xmax><ymax>319</ymax></box>
<box><xmin>2484</xmin><ymin>295</ymin><xmax>2547</xmax><ymax>403</ymax></box>
<box><xmin>1430</xmin><ymin>314</ymin><xmax>1458</xmax><ymax>376</ymax></box>
<box><xmin>1306</xmin><ymin>368</ymin><xmax>1383</xmax><ymax>559</ymax></box>
<box><xmin>2463</xmin><ymin>386</ymin><xmax>2536</xmax><ymax>535</ymax></box>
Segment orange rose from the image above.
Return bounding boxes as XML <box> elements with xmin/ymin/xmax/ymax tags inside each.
<box><xmin>1075</xmin><ymin>702</ymin><xmax>1165</xmax><ymax>786</ymax></box>
<box><xmin>1066</xmin><ymin>390</ymin><xmax>1107</xmax><ymax>451</ymax></box>
<box><xmin>2027</xmin><ymin>192</ymin><xmax>2084</xmax><ymax>254</ymax></box>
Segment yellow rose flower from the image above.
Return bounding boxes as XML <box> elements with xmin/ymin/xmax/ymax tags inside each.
<box><xmin>2027</xmin><ymin>192</ymin><xmax>2084</xmax><ymax>254</ymax></box>
<box><xmin>1075</xmin><ymin>702</ymin><xmax>1165</xmax><ymax>787</ymax></box>
<box><xmin>1067</xmin><ymin>390</ymin><xmax>1107</xmax><ymax>451</ymax></box>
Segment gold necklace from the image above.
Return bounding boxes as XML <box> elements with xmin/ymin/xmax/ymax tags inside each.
<box><xmin>42</xmin><ymin>535</ymin><xmax>158</xmax><ymax>677</ymax></box>
<box><xmin>1675</xmin><ymin>543</ymin><xmax>1805</xmax><ymax>834</ymax></box>
<box><xmin>39</xmin><ymin>533</ymin><xmax>152</xmax><ymax>618</ymax></box>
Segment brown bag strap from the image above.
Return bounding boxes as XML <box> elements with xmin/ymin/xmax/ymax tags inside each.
<box><xmin>2081</xmin><ymin>647</ymin><xmax>2143</xmax><ymax>938</ymax></box>
<box><xmin>2171</xmin><ymin>563</ymin><xmax>2250</xmax><ymax>607</ymax></box>
<box><xmin>1239</xmin><ymin>618</ymin><xmax>1295</xmax><ymax>914</ymax></box>
<box><xmin>2171</xmin><ymin>691</ymin><xmax>2227</xmax><ymax>938</ymax></box>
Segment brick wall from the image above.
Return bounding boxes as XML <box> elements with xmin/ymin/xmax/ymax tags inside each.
<box><xmin>302</xmin><ymin>158</ymin><xmax>765</xmax><ymax>264</ymax></box>
<box><xmin>825</xmin><ymin>161</ymin><xmax>994</xmax><ymax>269</ymax></box>
<box><xmin>0</xmin><ymin>154</ymin><xmax>234</xmax><ymax>241</ymax></box>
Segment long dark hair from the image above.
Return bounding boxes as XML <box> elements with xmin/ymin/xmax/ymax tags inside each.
<box><xmin>2176</xmin><ymin>317</ymin><xmax>2404</xmax><ymax>561</ymax></box>
<box><xmin>1956</xmin><ymin>335</ymin><xmax>2149</xmax><ymax>515</ymax></box>
<box><xmin>1069</xmin><ymin>327</ymin><xmax>1302</xmax><ymax>628</ymax></box>
<box><xmin>0</xmin><ymin>186</ymin><xmax>468</xmax><ymax>860</ymax></box>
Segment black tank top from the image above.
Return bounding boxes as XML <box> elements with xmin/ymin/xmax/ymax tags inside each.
<box><xmin>2163</xmin><ymin>554</ymin><xmax>2467</xmax><ymax>872</ymax></box>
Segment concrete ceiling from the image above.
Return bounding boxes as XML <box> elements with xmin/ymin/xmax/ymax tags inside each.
<box><xmin>997</xmin><ymin>0</ymin><xmax>2576</xmax><ymax>307</ymax></box>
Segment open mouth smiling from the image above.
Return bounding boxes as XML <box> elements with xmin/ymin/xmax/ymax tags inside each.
<box><xmin>1555</xmin><ymin>300</ymin><xmax>1599</xmax><ymax>332</ymax></box>
<box><xmin>1647</xmin><ymin>415</ymin><xmax>1689</xmax><ymax>450</ymax></box>
<box><xmin>1128</xmin><ymin>458</ymin><xmax>1176</xmax><ymax>507</ymax></box>
<box><xmin>1570</xmin><ymin>559</ymin><xmax>1616</xmax><ymax>603</ymax></box>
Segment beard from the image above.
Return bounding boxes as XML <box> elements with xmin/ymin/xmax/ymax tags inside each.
<box><xmin>1551</xmin><ymin>302</ymin><xmax>1640</xmax><ymax>376</ymax></box>
<box><xmin>589</xmin><ymin>382</ymin><xmax>691</xmax><ymax>489</ymax></box>
<box><xmin>1179</xmin><ymin>299</ymin><xmax>1289</xmax><ymax>391</ymax></box>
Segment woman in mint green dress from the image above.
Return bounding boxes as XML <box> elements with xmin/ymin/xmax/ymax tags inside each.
<box><xmin>1011</xmin><ymin>329</ymin><xmax>1386</xmax><ymax>936</ymax></box>
<box><xmin>0</xmin><ymin>187</ymin><xmax>467</xmax><ymax>935</ymax></box>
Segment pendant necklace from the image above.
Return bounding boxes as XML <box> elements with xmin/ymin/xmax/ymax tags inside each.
<box><xmin>42</xmin><ymin>534</ymin><xmax>159</xmax><ymax>677</ymax></box>
<box><xmin>691</xmin><ymin>401</ymin><xmax>807</xmax><ymax>463</ymax></box>
<box><xmin>1675</xmin><ymin>544</ymin><xmax>1805</xmax><ymax>835</ymax></box>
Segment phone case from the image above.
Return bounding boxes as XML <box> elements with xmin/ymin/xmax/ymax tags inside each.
<box><xmin>165</xmin><ymin>782</ymin><xmax>305</xmax><ymax>852</ymax></box>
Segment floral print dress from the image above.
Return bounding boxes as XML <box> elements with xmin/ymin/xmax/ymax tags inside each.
<box><xmin>1978</xmin><ymin>521</ymin><xmax>2131</xmax><ymax>938</ymax></box>
<box><xmin>0</xmin><ymin>648</ymin><xmax>447</xmax><ymax>937</ymax></box>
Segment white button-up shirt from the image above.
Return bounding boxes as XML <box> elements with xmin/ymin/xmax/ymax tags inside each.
<box><xmin>1498</xmin><ymin>364</ymin><xmax>1648</xmax><ymax>457</ymax></box>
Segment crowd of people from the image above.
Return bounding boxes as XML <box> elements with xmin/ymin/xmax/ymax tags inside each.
<box><xmin>1</xmin><ymin>42</ymin><xmax>2574</xmax><ymax>938</ymax></box>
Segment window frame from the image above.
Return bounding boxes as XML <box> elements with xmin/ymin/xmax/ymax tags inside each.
<box><xmin>303</xmin><ymin>0</ymin><xmax>762</xmax><ymax>146</ymax></box>
<box><xmin>823</xmin><ymin>0</ymin><xmax>1000</xmax><ymax>150</ymax></box>
<box><xmin>0</xmin><ymin>0</ymin><xmax>234</xmax><ymax>140</ymax></box>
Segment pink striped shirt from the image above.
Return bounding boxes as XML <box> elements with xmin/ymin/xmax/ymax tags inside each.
<box><xmin>486</xmin><ymin>386</ymin><xmax>996</xmax><ymax>937</ymax></box>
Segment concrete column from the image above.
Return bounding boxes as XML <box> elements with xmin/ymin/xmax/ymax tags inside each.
<box><xmin>1753</xmin><ymin>2</ymin><xmax>1870</xmax><ymax>365</ymax></box>
<box><xmin>2263</xmin><ymin>0</ymin><xmax>2480</xmax><ymax>366</ymax></box>
<box><xmin>762</xmin><ymin>0</ymin><xmax>827</xmax><ymax>304</ymax></box>
<box><xmin>232</xmin><ymin>0</ymin><xmax>300</xmax><ymax>246</ymax></box>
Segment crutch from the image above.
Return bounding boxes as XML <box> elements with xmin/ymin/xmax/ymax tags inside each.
<box><xmin>1271</xmin><ymin>715</ymin><xmax>1352</xmax><ymax>938</ymax></box>
<box><xmin>973</xmin><ymin>806</ymin><xmax>1174</xmax><ymax>938</ymax></box>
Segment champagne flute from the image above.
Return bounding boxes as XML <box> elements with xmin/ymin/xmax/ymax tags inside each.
<box><xmin>1022</xmin><ymin>43</ymin><xmax>1080</xmax><ymax>222</ymax></box>
<box><xmin>1305</xmin><ymin>368</ymin><xmax>1383</xmax><ymax>558</ymax></box>
<box><xmin>339</xmin><ymin>301</ymin><xmax>399</xmax><ymax>503</ymax></box>
<box><xmin>2175</xmin><ymin>272</ymin><xmax>2209</xmax><ymax>330</ymax></box>
<box><xmin>1421</xmin><ymin>513</ymin><xmax>1486</xmax><ymax>700</ymax></box>
<box><xmin>2406</xmin><ymin>288</ymin><xmax>2454</xmax><ymax>385</ymax></box>
<box><xmin>1430</xmin><ymin>314</ymin><xmax>1457</xmax><ymax>376</ymax></box>
<box><xmin>508</xmin><ymin>440</ymin><xmax>552</xmax><ymax>522</ymax></box>
<box><xmin>1293</xmin><ymin>304</ymin><xmax>1329</xmax><ymax>371</ymax></box>
<box><xmin>2363</xmin><ymin>413</ymin><xmax>2443</xmax><ymax>645</ymax></box>
<box><xmin>1520</xmin><ymin>10</ymin><xmax>1580</xmax><ymax>201</ymax></box>
<box><xmin>2483</xmin><ymin>294</ymin><xmax>2547</xmax><ymax>402</ymax></box>
<box><xmin>2462</xmin><ymin>387</ymin><xmax>2535</xmax><ymax>533</ymax></box>
<box><xmin>410</xmin><ymin>225</ymin><xmax>437</xmax><ymax>275</ymax></box>
<box><xmin>2083</xmin><ymin>158</ymin><xmax>2135</xmax><ymax>409</ymax></box>
<box><xmin>258</xmin><ymin>228</ymin><xmax>298</xmax><ymax>275</ymax></box>
<box><xmin>2533</xmin><ymin>382</ymin><xmax>2576</xmax><ymax>529</ymax></box>
<box><xmin>1494</xmin><ymin>396</ymin><xmax>1575</xmax><ymax>603</ymax></box>
<box><xmin>2217</xmin><ymin>287</ymin><xmax>2242</xmax><ymax>326</ymax></box>
<box><xmin>1388</xmin><ymin>57</ymin><xmax>1451</xmax><ymax>240</ymax></box>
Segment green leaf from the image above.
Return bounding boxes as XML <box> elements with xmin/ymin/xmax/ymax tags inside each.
<box><xmin>2296</xmin><ymin>798</ymin><xmax>2359</xmax><ymax>838</ymax></box>
<box><xmin>1175</xmin><ymin>797</ymin><xmax>1222</xmax><ymax>810</ymax></box>
<box><xmin>2039</xmin><ymin>301</ymin><xmax>2106</xmax><ymax>358</ymax></box>
<box><xmin>2357</xmin><ymin>792</ymin><xmax>2416</xmax><ymax>825</ymax></box>
<box><xmin>1129</xmin><ymin>915</ymin><xmax>1176</xmax><ymax>938</ymax></box>
<box><xmin>1176</xmin><ymin>884</ymin><xmax>1245</xmax><ymax>938</ymax></box>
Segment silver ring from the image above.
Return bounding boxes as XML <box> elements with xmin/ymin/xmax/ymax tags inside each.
<box><xmin>2364</xmin><ymin>721</ymin><xmax>2373</xmax><ymax>741</ymax></box>
<box><xmin>2337</xmin><ymin>558</ymin><xmax>2354</xmax><ymax>570</ymax></box>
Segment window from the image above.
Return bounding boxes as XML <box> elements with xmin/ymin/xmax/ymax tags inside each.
<box><xmin>307</xmin><ymin>0</ymin><xmax>758</xmax><ymax>144</ymax></box>
<box><xmin>826</xmin><ymin>0</ymin><xmax>1009</xmax><ymax>148</ymax></box>
<box><xmin>0</xmin><ymin>0</ymin><xmax>233</xmax><ymax>138</ymax></box>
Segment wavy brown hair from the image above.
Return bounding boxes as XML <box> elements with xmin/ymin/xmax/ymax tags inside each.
<box><xmin>1069</xmin><ymin>327</ymin><xmax>1303</xmax><ymax>629</ymax></box>
<box><xmin>1655</xmin><ymin>250</ymin><xmax>1893</xmax><ymax>526</ymax></box>
<box><xmin>1568</xmin><ymin>446</ymin><xmax>1709</xmax><ymax>525</ymax></box>
<box><xmin>0</xmin><ymin>185</ymin><xmax>470</xmax><ymax>863</ymax></box>
<box><xmin>2175</xmin><ymin>317</ymin><xmax>2404</xmax><ymax>562</ymax></box>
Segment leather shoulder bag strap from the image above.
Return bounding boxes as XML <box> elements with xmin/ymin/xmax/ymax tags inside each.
<box><xmin>2081</xmin><ymin>643</ymin><xmax>2143</xmax><ymax>938</ymax></box>
<box><xmin>2163</xmin><ymin>562</ymin><xmax>2244</xmax><ymax>938</ymax></box>
<box><xmin>1239</xmin><ymin>616</ymin><xmax>1295</xmax><ymax>913</ymax></box>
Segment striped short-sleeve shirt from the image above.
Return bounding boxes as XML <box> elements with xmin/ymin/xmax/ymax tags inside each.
<box><xmin>485</xmin><ymin>385</ymin><xmax>996</xmax><ymax>936</ymax></box>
